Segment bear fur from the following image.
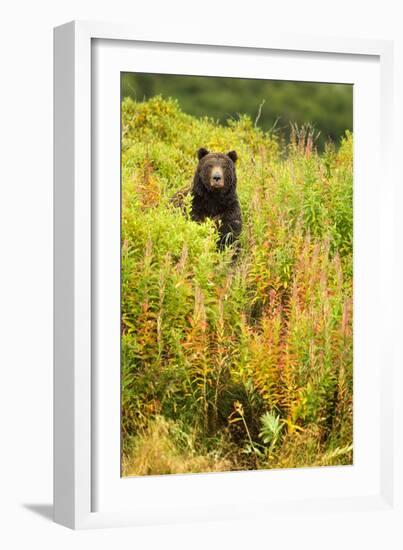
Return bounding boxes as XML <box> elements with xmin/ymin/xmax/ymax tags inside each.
<box><xmin>190</xmin><ymin>148</ymin><xmax>242</xmax><ymax>250</ymax></box>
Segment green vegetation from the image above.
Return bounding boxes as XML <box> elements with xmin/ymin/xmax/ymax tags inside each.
<box><xmin>121</xmin><ymin>73</ymin><xmax>353</xmax><ymax>150</ymax></box>
<box><xmin>121</xmin><ymin>96</ymin><xmax>353</xmax><ymax>476</ymax></box>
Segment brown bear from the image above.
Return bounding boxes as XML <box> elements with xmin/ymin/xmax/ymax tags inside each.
<box><xmin>190</xmin><ymin>148</ymin><xmax>242</xmax><ymax>251</ymax></box>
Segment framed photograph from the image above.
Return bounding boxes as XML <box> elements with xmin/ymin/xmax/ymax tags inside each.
<box><xmin>54</xmin><ymin>21</ymin><xmax>399</xmax><ymax>531</ymax></box>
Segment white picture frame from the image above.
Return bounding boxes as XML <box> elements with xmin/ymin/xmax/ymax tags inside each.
<box><xmin>54</xmin><ymin>20</ymin><xmax>400</xmax><ymax>532</ymax></box>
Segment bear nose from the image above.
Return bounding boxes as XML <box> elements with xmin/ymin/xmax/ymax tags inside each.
<box><xmin>213</xmin><ymin>173</ymin><xmax>222</xmax><ymax>181</ymax></box>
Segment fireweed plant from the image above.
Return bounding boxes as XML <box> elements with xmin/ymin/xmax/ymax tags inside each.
<box><xmin>121</xmin><ymin>96</ymin><xmax>353</xmax><ymax>476</ymax></box>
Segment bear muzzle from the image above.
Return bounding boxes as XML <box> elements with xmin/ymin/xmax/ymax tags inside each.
<box><xmin>210</xmin><ymin>166</ymin><xmax>225</xmax><ymax>188</ymax></box>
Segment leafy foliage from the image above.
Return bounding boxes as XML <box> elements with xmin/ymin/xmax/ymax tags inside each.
<box><xmin>121</xmin><ymin>96</ymin><xmax>353</xmax><ymax>475</ymax></box>
<box><xmin>121</xmin><ymin>73</ymin><xmax>353</xmax><ymax>150</ymax></box>
<box><xmin>259</xmin><ymin>412</ymin><xmax>283</xmax><ymax>450</ymax></box>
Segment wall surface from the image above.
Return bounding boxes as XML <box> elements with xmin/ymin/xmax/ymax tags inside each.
<box><xmin>0</xmin><ymin>1</ymin><xmax>402</xmax><ymax>548</ymax></box>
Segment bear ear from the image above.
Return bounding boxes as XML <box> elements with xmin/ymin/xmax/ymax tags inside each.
<box><xmin>197</xmin><ymin>147</ymin><xmax>209</xmax><ymax>160</ymax></box>
<box><xmin>227</xmin><ymin>150</ymin><xmax>238</xmax><ymax>163</ymax></box>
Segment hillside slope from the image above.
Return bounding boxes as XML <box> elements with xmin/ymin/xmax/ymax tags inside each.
<box><xmin>121</xmin><ymin>96</ymin><xmax>353</xmax><ymax>475</ymax></box>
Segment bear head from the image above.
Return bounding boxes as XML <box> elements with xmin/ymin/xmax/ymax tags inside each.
<box><xmin>195</xmin><ymin>148</ymin><xmax>238</xmax><ymax>193</ymax></box>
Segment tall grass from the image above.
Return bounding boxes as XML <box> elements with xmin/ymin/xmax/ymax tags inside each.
<box><xmin>121</xmin><ymin>96</ymin><xmax>353</xmax><ymax>475</ymax></box>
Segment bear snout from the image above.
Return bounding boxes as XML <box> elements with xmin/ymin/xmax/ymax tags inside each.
<box><xmin>210</xmin><ymin>166</ymin><xmax>224</xmax><ymax>188</ymax></box>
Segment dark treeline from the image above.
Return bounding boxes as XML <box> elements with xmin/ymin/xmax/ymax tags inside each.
<box><xmin>121</xmin><ymin>73</ymin><xmax>353</xmax><ymax>150</ymax></box>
